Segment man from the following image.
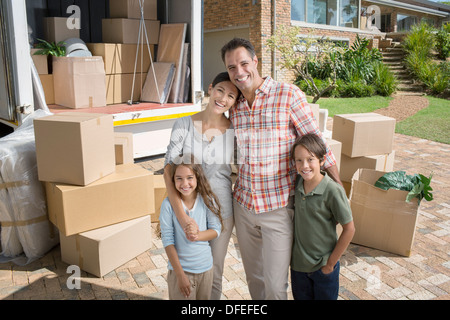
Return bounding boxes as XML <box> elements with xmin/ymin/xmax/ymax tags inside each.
<box><xmin>221</xmin><ymin>38</ymin><xmax>342</xmax><ymax>300</ymax></box>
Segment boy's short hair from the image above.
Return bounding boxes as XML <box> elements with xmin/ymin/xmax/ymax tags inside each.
<box><xmin>220</xmin><ymin>38</ymin><xmax>256</xmax><ymax>63</ymax></box>
<box><xmin>291</xmin><ymin>133</ymin><xmax>327</xmax><ymax>162</ymax></box>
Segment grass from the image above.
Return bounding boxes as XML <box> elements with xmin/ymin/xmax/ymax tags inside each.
<box><xmin>307</xmin><ymin>95</ymin><xmax>449</xmax><ymax>144</ymax></box>
<box><xmin>307</xmin><ymin>96</ymin><xmax>393</xmax><ymax>117</ymax></box>
<box><xmin>395</xmin><ymin>96</ymin><xmax>450</xmax><ymax>145</ymax></box>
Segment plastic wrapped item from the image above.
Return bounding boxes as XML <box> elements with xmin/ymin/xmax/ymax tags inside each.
<box><xmin>0</xmin><ymin>109</ymin><xmax>59</xmax><ymax>265</ymax></box>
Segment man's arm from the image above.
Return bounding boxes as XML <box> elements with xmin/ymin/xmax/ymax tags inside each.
<box><xmin>325</xmin><ymin>164</ymin><xmax>343</xmax><ymax>187</ymax></box>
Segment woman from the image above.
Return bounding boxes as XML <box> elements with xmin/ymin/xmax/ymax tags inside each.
<box><xmin>163</xmin><ymin>72</ymin><xmax>239</xmax><ymax>299</ymax></box>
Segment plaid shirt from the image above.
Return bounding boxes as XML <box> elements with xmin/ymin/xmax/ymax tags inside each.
<box><xmin>230</xmin><ymin>77</ymin><xmax>336</xmax><ymax>214</ymax></box>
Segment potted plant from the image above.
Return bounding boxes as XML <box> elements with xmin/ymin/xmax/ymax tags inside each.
<box><xmin>33</xmin><ymin>38</ymin><xmax>66</xmax><ymax>73</ymax></box>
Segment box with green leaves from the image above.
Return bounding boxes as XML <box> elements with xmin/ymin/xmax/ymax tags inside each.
<box><xmin>349</xmin><ymin>168</ymin><xmax>433</xmax><ymax>256</ymax></box>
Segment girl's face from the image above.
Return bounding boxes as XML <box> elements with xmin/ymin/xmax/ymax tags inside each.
<box><xmin>207</xmin><ymin>80</ymin><xmax>239</xmax><ymax>114</ymax></box>
<box><xmin>174</xmin><ymin>165</ymin><xmax>197</xmax><ymax>198</ymax></box>
<box><xmin>294</xmin><ymin>145</ymin><xmax>325</xmax><ymax>185</ymax></box>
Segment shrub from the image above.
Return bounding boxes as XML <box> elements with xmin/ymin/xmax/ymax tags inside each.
<box><xmin>435</xmin><ymin>24</ymin><xmax>450</xmax><ymax>60</ymax></box>
<box><xmin>372</xmin><ymin>61</ymin><xmax>398</xmax><ymax>96</ymax></box>
<box><xmin>340</xmin><ymin>80</ymin><xmax>376</xmax><ymax>97</ymax></box>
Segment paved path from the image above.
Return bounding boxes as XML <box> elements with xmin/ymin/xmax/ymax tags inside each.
<box><xmin>0</xmin><ymin>131</ymin><xmax>449</xmax><ymax>301</ymax></box>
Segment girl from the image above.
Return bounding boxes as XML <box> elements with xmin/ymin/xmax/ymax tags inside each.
<box><xmin>160</xmin><ymin>156</ymin><xmax>223</xmax><ymax>300</ymax></box>
<box><xmin>290</xmin><ymin>133</ymin><xmax>355</xmax><ymax>300</ymax></box>
<box><xmin>163</xmin><ymin>72</ymin><xmax>240</xmax><ymax>299</ymax></box>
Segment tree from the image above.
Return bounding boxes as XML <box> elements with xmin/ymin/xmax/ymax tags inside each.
<box><xmin>266</xmin><ymin>26</ymin><xmax>344</xmax><ymax>103</ymax></box>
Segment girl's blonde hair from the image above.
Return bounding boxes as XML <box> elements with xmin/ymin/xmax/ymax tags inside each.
<box><xmin>171</xmin><ymin>154</ymin><xmax>223</xmax><ymax>230</ymax></box>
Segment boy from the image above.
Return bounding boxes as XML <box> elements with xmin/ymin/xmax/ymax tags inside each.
<box><xmin>290</xmin><ymin>133</ymin><xmax>355</xmax><ymax>300</ymax></box>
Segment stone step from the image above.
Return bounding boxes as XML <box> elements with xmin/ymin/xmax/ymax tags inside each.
<box><xmin>397</xmin><ymin>83</ymin><xmax>424</xmax><ymax>91</ymax></box>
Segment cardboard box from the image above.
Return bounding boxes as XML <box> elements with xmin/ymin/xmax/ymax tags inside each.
<box><xmin>86</xmin><ymin>43</ymin><xmax>154</xmax><ymax>74</ymax></box>
<box><xmin>151</xmin><ymin>175</ymin><xmax>167</xmax><ymax>222</ymax></box>
<box><xmin>43</xmin><ymin>17</ymin><xmax>80</xmax><ymax>43</ymax></box>
<box><xmin>34</xmin><ymin>112</ymin><xmax>115</xmax><ymax>186</ymax></box>
<box><xmin>309</xmin><ymin>103</ymin><xmax>320</xmax><ymax>127</ymax></box>
<box><xmin>106</xmin><ymin>73</ymin><xmax>147</xmax><ymax>105</ymax></box>
<box><xmin>340</xmin><ymin>151</ymin><xmax>395</xmax><ymax>182</ymax></box>
<box><xmin>102</xmin><ymin>18</ymin><xmax>160</xmax><ymax>44</ymax></box>
<box><xmin>31</xmin><ymin>49</ymin><xmax>48</xmax><ymax>74</ymax></box>
<box><xmin>60</xmin><ymin>215</ymin><xmax>152</xmax><ymax>277</ymax></box>
<box><xmin>109</xmin><ymin>0</ymin><xmax>157</xmax><ymax>20</ymax></box>
<box><xmin>326</xmin><ymin>138</ymin><xmax>342</xmax><ymax>172</ymax></box>
<box><xmin>45</xmin><ymin>163</ymin><xmax>155</xmax><ymax>236</ymax></box>
<box><xmin>52</xmin><ymin>56</ymin><xmax>107</xmax><ymax>109</ymax></box>
<box><xmin>39</xmin><ymin>74</ymin><xmax>54</xmax><ymax>104</ymax></box>
<box><xmin>332</xmin><ymin>113</ymin><xmax>396</xmax><ymax>157</ymax></box>
<box><xmin>349</xmin><ymin>169</ymin><xmax>420</xmax><ymax>256</ymax></box>
<box><xmin>114</xmin><ymin>132</ymin><xmax>134</xmax><ymax>164</ymax></box>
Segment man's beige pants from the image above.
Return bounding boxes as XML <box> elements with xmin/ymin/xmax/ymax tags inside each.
<box><xmin>233</xmin><ymin>198</ymin><xmax>294</xmax><ymax>300</ymax></box>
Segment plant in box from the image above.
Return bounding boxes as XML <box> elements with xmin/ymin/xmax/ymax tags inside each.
<box><xmin>33</xmin><ymin>39</ymin><xmax>66</xmax><ymax>74</ymax></box>
<box><xmin>374</xmin><ymin>171</ymin><xmax>433</xmax><ymax>205</ymax></box>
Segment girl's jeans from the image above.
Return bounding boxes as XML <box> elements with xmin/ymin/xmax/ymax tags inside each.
<box><xmin>291</xmin><ymin>261</ymin><xmax>340</xmax><ymax>300</ymax></box>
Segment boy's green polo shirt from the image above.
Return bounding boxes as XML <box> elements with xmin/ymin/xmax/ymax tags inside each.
<box><xmin>291</xmin><ymin>173</ymin><xmax>353</xmax><ymax>273</ymax></box>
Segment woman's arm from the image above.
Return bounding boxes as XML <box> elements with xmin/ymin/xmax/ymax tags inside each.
<box><xmin>163</xmin><ymin>164</ymin><xmax>199</xmax><ymax>241</ymax></box>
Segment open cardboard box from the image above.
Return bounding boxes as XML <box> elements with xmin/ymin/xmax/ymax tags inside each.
<box><xmin>349</xmin><ymin>168</ymin><xmax>420</xmax><ymax>256</ymax></box>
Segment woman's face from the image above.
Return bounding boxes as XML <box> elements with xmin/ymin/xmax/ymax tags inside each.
<box><xmin>207</xmin><ymin>80</ymin><xmax>239</xmax><ymax>114</ymax></box>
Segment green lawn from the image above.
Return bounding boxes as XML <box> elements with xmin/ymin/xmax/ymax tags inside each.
<box><xmin>307</xmin><ymin>95</ymin><xmax>449</xmax><ymax>144</ymax></box>
<box><xmin>395</xmin><ymin>97</ymin><xmax>450</xmax><ymax>145</ymax></box>
<box><xmin>307</xmin><ymin>96</ymin><xmax>393</xmax><ymax>117</ymax></box>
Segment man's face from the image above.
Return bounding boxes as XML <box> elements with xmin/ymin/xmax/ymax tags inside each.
<box><xmin>224</xmin><ymin>46</ymin><xmax>259</xmax><ymax>93</ymax></box>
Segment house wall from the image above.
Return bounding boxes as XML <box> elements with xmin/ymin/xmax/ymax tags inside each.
<box><xmin>203</xmin><ymin>0</ymin><xmax>448</xmax><ymax>85</ymax></box>
<box><xmin>204</xmin><ymin>0</ymin><xmax>382</xmax><ymax>84</ymax></box>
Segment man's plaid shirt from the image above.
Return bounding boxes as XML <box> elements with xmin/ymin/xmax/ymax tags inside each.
<box><xmin>230</xmin><ymin>76</ymin><xmax>336</xmax><ymax>214</ymax></box>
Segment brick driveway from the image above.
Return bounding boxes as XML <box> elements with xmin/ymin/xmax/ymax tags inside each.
<box><xmin>0</xmin><ymin>132</ymin><xmax>449</xmax><ymax>300</ymax></box>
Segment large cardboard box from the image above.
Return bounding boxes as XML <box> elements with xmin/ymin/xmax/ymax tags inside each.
<box><xmin>45</xmin><ymin>163</ymin><xmax>155</xmax><ymax>236</ymax></box>
<box><xmin>106</xmin><ymin>73</ymin><xmax>147</xmax><ymax>105</ymax></box>
<box><xmin>53</xmin><ymin>56</ymin><xmax>107</xmax><ymax>109</ymax></box>
<box><xmin>38</xmin><ymin>74</ymin><xmax>54</xmax><ymax>104</ymax></box>
<box><xmin>31</xmin><ymin>49</ymin><xmax>48</xmax><ymax>74</ymax></box>
<box><xmin>326</xmin><ymin>138</ymin><xmax>342</xmax><ymax>172</ymax></box>
<box><xmin>151</xmin><ymin>175</ymin><xmax>167</xmax><ymax>222</ymax></box>
<box><xmin>332</xmin><ymin>113</ymin><xmax>396</xmax><ymax>157</ymax></box>
<box><xmin>60</xmin><ymin>215</ymin><xmax>152</xmax><ymax>277</ymax></box>
<box><xmin>34</xmin><ymin>113</ymin><xmax>115</xmax><ymax>186</ymax></box>
<box><xmin>86</xmin><ymin>43</ymin><xmax>154</xmax><ymax>74</ymax></box>
<box><xmin>340</xmin><ymin>151</ymin><xmax>395</xmax><ymax>182</ymax></box>
<box><xmin>109</xmin><ymin>0</ymin><xmax>157</xmax><ymax>20</ymax></box>
<box><xmin>102</xmin><ymin>18</ymin><xmax>160</xmax><ymax>44</ymax></box>
<box><xmin>349</xmin><ymin>169</ymin><xmax>420</xmax><ymax>256</ymax></box>
<box><xmin>43</xmin><ymin>17</ymin><xmax>80</xmax><ymax>43</ymax></box>
<box><xmin>114</xmin><ymin>132</ymin><xmax>134</xmax><ymax>164</ymax></box>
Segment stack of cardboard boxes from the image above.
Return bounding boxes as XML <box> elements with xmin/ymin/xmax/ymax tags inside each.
<box><xmin>33</xmin><ymin>112</ymin><xmax>156</xmax><ymax>277</ymax></box>
<box><xmin>331</xmin><ymin>113</ymin><xmax>420</xmax><ymax>257</ymax></box>
<box><xmin>332</xmin><ymin>113</ymin><xmax>396</xmax><ymax>196</ymax></box>
<box><xmin>88</xmin><ymin>0</ymin><xmax>159</xmax><ymax>105</ymax></box>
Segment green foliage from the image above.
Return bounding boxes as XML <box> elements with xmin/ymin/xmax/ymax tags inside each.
<box><xmin>372</xmin><ymin>61</ymin><xmax>398</xmax><ymax>96</ymax></box>
<box><xmin>33</xmin><ymin>38</ymin><xmax>66</xmax><ymax>57</ymax></box>
<box><xmin>339</xmin><ymin>80</ymin><xmax>375</xmax><ymax>97</ymax></box>
<box><xmin>266</xmin><ymin>26</ymin><xmax>345</xmax><ymax>103</ymax></box>
<box><xmin>375</xmin><ymin>171</ymin><xmax>433</xmax><ymax>205</ymax></box>
<box><xmin>435</xmin><ymin>23</ymin><xmax>450</xmax><ymax>60</ymax></box>
<box><xmin>402</xmin><ymin>22</ymin><xmax>449</xmax><ymax>95</ymax></box>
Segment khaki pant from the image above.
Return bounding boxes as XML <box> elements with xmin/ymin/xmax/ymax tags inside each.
<box><xmin>209</xmin><ymin>215</ymin><xmax>234</xmax><ymax>300</ymax></box>
<box><xmin>233</xmin><ymin>198</ymin><xmax>294</xmax><ymax>300</ymax></box>
<box><xmin>167</xmin><ymin>268</ymin><xmax>213</xmax><ymax>300</ymax></box>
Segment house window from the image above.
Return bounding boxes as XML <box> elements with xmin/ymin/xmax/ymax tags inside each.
<box><xmin>291</xmin><ymin>0</ymin><xmax>359</xmax><ymax>28</ymax></box>
<box><xmin>397</xmin><ymin>13</ymin><xmax>417</xmax><ymax>32</ymax></box>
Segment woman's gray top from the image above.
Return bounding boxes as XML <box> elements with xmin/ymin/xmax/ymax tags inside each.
<box><xmin>164</xmin><ymin>116</ymin><xmax>234</xmax><ymax>220</ymax></box>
